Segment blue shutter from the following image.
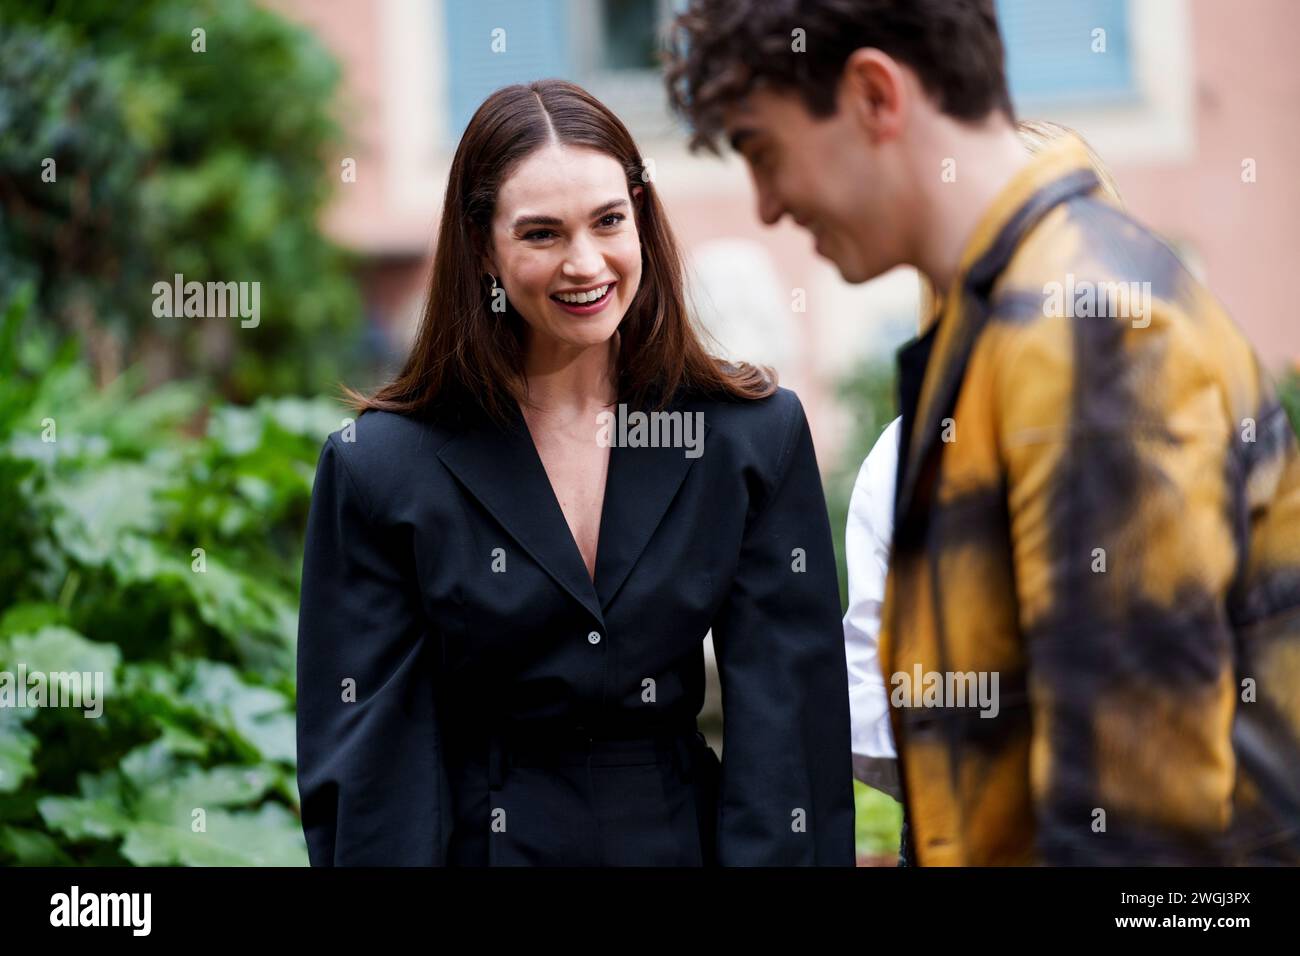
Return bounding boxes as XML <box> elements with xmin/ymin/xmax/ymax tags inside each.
<box><xmin>444</xmin><ymin>0</ymin><xmax>574</xmax><ymax>142</ymax></box>
<box><xmin>995</xmin><ymin>0</ymin><xmax>1135</xmax><ymax>107</ymax></box>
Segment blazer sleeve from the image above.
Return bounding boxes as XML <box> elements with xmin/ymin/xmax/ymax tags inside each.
<box><xmin>709</xmin><ymin>393</ymin><xmax>859</xmax><ymax>865</ymax></box>
<box><xmin>296</xmin><ymin>433</ymin><xmax>448</xmax><ymax>866</ymax></box>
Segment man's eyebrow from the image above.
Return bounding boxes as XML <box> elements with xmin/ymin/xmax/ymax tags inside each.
<box><xmin>512</xmin><ymin>198</ymin><xmax>629</xmax><ymax>231</ymax></box>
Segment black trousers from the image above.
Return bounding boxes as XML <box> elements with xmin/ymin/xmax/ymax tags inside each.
<box><xmin>444</xmin><ymin>723</ymin><xmax>722</xmax><ymax>866</ymax></box>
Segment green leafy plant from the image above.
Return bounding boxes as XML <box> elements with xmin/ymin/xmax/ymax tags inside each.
<box><xmin>825</xmin><ymin>357</ymin><xmax>897</xmax><ymax>613</ymax></box>
<box><xmin>0</xmin><ymin>289</ymin><xmax>344</xmax><ymax>865</ymax></box>
<box><xmin>0</xmin><ymin>0</ymin><xmax>365</xmax><ymax>400</ymax></box>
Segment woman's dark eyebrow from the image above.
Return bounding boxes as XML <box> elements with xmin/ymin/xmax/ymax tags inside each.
<box><xmin>512</xmin><ymin>199</ymin><xmax>628</xmax><ymax>231</ymax></box>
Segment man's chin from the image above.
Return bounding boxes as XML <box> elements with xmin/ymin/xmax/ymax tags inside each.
<box><xmin>811</xmin><ymin>237</ymin><xmax>856</xmax><ymax>282</ymax></box>
<box><xmin>826</xmin><ymin>253</ymin><xmax>870</xmax><ymax>285</ymax></box>
<box><xmin>828</xmin><ymin>250</ymin><xmax>894</xmax><ymax>286</ymax></box>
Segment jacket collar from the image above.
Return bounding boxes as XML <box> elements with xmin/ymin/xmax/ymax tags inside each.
<box><xmin>436</xmin><ymin>393</ymin><xmax>707</xmax><ymax>625</ymax></box>
<box><xmin>895</xmin><ymin>138</ymin><xmax>1103</xmax><ymax>530</ymax></box>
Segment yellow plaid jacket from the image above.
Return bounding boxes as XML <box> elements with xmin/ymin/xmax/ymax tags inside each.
<box><xmin>880</xmin><ymin>137</ymin><xmax>1300</xmax><ymax>865</ymax></box>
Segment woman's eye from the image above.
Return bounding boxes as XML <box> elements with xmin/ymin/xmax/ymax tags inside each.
<box><xmin>598</xmin><ymin>213</ymin><xmax>625</xmax><ymax>228</ymax></box>
<box><xmin>524</xmin><ymin>229</ymin><xmax>556</xmax><ymax>241</ymax></box>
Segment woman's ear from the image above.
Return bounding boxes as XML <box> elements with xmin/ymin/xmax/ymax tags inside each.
<box><xmin>473</xmin><ymin>229</ymin><xmax>498</xmax><ymax>277</ymax></box>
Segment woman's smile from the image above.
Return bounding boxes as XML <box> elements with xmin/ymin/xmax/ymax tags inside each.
<box><xmin>550</xmin><ymin>280</ymin><xmax>617</xmax><ymax>315</ymax></box>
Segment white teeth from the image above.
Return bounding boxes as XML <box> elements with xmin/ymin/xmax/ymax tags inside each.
<box><xmin>554</xmin><ymin>284</ymin><xmax>610</xmax><ymax>304</ymax></box>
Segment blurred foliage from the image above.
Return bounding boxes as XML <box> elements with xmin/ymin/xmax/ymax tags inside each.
<box><xmin>0</xmin><ymin>0</ymin><xmax>364</xmax><ymax>400</ymax></box>
<box><xmin>0</xmin><ymin>287</ymin><xmax>348</xmax><ymax>865</ymax></box>
<box><xmin>854</xmin><ymin>781</ymin><xmax>904</xmax><ymax>862</ymax></box>
<box><xmin>0</xmin><ymin>0</ymin><xmax>365</xmax><ymax>862</ymax></box>
<box><xmin>825</xmin><ymin>358</ymin><xmax>897</xmax><ymax>612</ymax></box>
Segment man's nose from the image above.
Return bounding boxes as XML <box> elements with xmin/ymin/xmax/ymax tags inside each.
<box><xmin>756</xmin><ymin>185</ymin><xmax>784</xmax><ymax>227</ymax></box>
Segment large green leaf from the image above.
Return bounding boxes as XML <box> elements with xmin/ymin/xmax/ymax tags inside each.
<box><xmin>119</xmin><ymin>803</ymin><xmax>307</xmax><ymax>866</ymax></box>
<box><xmin>0</xmin><ymin>626</ymin><xmax>121</xmax><ymax>698</ymax></box>
<box><xmin>46</xmin><ymin>465</ymin><xmax>168</xmax><ymax>567</ymax></box>
<box><xmin>0</xmin><ymin>602</ymin><xmax>67</xmax><ymax>638</ymax></box>
<box><xmin>0</xmin><ymin>709</ymin><xmax>38</xmax><ymax>794</ymax></box>
<box><xmin>0</xmin><ymin>824</ymin><xmax>76</xmax><ymax>865</ymax></box>
<box><xmin>181</xmin><ymin>660</ymin><xmax>295</xmax><ymax>763</ymax></box>
<box><xmin>38</xmin><ymin>739</ymin><xmax>307</xmax><ymax>865</ymax></box>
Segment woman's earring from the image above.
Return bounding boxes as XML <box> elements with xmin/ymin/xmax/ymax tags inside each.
<box><xmin>487</xmin><ymin>272</ymin><xmax>498</xmax><ymax>292</ymax></box>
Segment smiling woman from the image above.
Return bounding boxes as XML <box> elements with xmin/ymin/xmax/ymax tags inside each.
<box><xmin>344</xmin><ymin>79</ymin><xmax>773</xmax><ymax>426</ymax></box>
<box><xmin>486</xmin><ymin>148</ymin><xmax>639</xmax><ymax>346</ymax></box>
<box><xmin>296</xmin><ymin>78</ymin><xmax>858</xmax><ymax>867</ymax></box>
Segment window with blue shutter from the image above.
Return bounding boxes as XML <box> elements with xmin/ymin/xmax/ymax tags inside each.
<box><xmin>443</xmin><ymin>0</ymin><xmax>574</xmax><ymax>143</ymax></box>
<box><xmin>598</xmin><ymin>0</ymin><xmax>663</xmax><ymax>70</ymax></box>
<box><xmin>996</xmin><ymin>0</ymin><xmax>1136</xmax><ymax>107</ymax></box>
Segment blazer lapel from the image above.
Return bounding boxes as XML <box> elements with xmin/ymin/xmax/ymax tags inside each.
<box><xmin>436</xmin><ymin>400</ymin><xmax>605</xmax><ymax>623</ymax></box>
<box><xmin>435</xmin><ymin>395</ymin><xmax>708</xmax><ymax>622</ymax></box>
<box><xmin>593</xmin><ymin>402</ymin><xmax>708</xmax><ymax>612</ymax></box>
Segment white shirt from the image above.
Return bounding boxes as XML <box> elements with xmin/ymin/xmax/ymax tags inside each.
<box><xmin>843</xmin><ymin>416</ymin><xmax>903</xmax><ymax>800</ymax></box>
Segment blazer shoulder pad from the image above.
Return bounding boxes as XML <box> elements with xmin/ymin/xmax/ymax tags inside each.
<box><xmin>687</xmin><ymin>386</ymin><xmax>810</xmax><ymax>498</ymax></box>
<box><xmin>316</xmin><ymin>409</ymin><xmax>451</xmax><ymax>518</ymax></box>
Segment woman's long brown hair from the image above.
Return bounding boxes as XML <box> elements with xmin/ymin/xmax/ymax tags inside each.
<box><xmin>343</xmin><ymin>79</ymin><xmax>775</xmax><ymax>425</ymax></box>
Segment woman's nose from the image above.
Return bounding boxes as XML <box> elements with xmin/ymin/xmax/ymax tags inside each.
<box><xmin>561</xmin><ymin>234</ymin><xmax>604</xmax><ymax>278</ymax></box>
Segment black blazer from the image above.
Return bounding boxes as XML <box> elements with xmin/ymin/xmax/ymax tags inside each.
<box><xmin>295</xmin><ymin>385</ymin><xmax>857</xmax><ymax>865</ymax></box>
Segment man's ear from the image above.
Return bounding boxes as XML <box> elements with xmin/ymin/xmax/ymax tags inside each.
<box><xmin>842</xmin><ymin>48</ymin><xmax>906</xmax><ymax>143</ymax></box>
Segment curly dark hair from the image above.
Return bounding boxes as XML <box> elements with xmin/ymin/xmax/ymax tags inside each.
<box><xmin>663</xmin><ymin>0</ymin><xmax>1015</xmax><ymax>154</ymax></box>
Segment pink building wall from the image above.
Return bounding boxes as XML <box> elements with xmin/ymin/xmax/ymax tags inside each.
<box><xmin>1113</xmin><ymin>0</ymin><xmax>1299</xmax><ymax>368</ymax></box>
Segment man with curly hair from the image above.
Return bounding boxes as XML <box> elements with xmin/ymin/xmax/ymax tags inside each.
<box><xmin>664</xmin><ymin>0</ymin><xmax>1300</xmax><ymax>865</ymax></box>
